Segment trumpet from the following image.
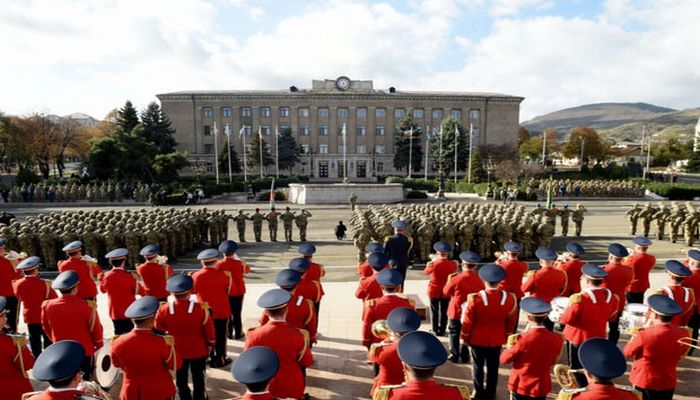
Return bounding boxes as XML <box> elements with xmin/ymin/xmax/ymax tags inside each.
<box><xmin>678</xmin><ymin>336</ymin><xmax>700</xmax><ymax>350</ymax></box>
<box><xmin>156</xmin><ymin>255</ymin><xmax>169</xmax><ymax>265</ymax></box>
<box><xmin>554</xmin><ymin>364</ymin><xmax>584</xmax><ymax>389</ymax></box>
<box><xmin>494</xmin><ymin>251</ymin><xmax>508</xmax><ymax>263</ymax></box>
<box><xmin>82</xmin><ymin>255</ymin><xmax>98</xmax><ymax>265</ymax></box>
<box><xmin>371</xmin><ymin>319</ymin><xmax>393</xmax><ymax>340</ymax></box>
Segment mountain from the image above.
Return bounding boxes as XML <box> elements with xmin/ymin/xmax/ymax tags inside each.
<box><xmin>522</xmin><ymin>103</ymin><xmax>700</xmax><ymax>143</ymax></box>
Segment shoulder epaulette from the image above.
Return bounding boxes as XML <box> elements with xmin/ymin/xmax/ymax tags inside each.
<box><xmin>162</xmin><ymin>334</ymin><xmax>175</xmax><ymax>347</ymax></box>
<box><xmin>11</xmin><ymin>334</ymin><xmax>28</xmax><ymax>348</ymax></box>
<box><xmin>444</xmin><ymin>384</ymin><xmax>471</xmax><ymax>399</ymax></box>
<box><xmin>20</xmin><ymin>391</ymin><xmax>43</xmax><ymax>400</ymax></box>
<box><xmin>200</xmin><ymin>303</ymin><xmax>211</xmax><ymax>324</ymax></box>
<box><xmin>365</xmin><ymin>299</ymin><xmax>376</xmax><ymax>307</ymax></box>
<box><xmin>41</xmin><ymin>299</ymin><xmax>51</xmax><ymax>308</ymax></box>
<box><xmin>617</xmin><ymin>385</ymin><xmax>642</xmax><ymax>399</ymax></box>
<box><xmin>426</xmin><ymin>261</ymin><xmax>434</xmax><ymax>268</ymax></box>
<box><xmin>111</xmin><ymin>335</ymin><xmax>121</xmax><ymax>343</ymax></box>
<box><xmin>467</xmin><ymin>293</ymin><xmax>478</xmax><ymax>304</ymax></box>
<box><xmin>569</xmin><ymin>293</ymin><xmax>582</xmax><ymax>303</ymax></box>
<box><xmin>373</xmin><ymin>384</ymin><xmax>405</xmax><ymax>400</ymax></box>
<box><xmin>557</xmin><ymin>387</ymin><xmax>589</xmax><ymax>400</ymax></box>
<box><xmin>369</xmin><ymin>341</ymin><xmax>389</xmax><ymax>357</ymax></box>
<box><xmin>653</xmin><ymin>289</ymin><xmax>664</xmax><ymax>295</ymax></box>
<box><xmin>526</xmin><ymin>270</ymin><xmax>536</xmax><ymax>277</ymax></box>
<box><xmin>87</xmin><ymin>300</ymin><xmax>97</xmax><ymax>309</ymax></box>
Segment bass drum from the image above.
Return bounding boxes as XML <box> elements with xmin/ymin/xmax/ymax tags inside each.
<box><xmin>94</xmin><ymin>340</ymin><xmax>123</xmax><ymax>397</ymax></box>
<box><xmin>621</xmin><ymin>303</ymin><xmax>649</xmax><ymax>334</ymax></box>
<box><xmin>549</xmin><ymin>296</ymin><xmax>570</xmax><ymax>324</ymax></box>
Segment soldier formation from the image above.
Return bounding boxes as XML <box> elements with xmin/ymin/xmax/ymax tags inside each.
<box><xmin>0</xmin><ymin>208</ymin><xmax>228</xmax><ymax>269</ymax></box>
<box><xmin>626</xmin><ymin>201</ymin><xmax>700</xmax><ymax>245</ymax></box>
<box><xmin>349</xmin><ymin>202</ymin><xmax>588</xmax><ymax>263</ymax></box>
<box><xmin>6</xmin><ymin>182</ymin><xmax>152</xmax><ymax>203</ymax></box>
<box><xmin>232</xmin><ymin>207</ymin><xmax>312</xmax><ymax>243</ymax></box>
<box><xmin>525</xmin><ymin>178</ymin><xmax>645</xmax><ymax>199</ymax></box>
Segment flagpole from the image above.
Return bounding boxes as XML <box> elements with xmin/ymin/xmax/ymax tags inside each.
<box><xmin>408</xmin><ymin>127</ymin><xmax>413</xmax><ymax>179</ymax></box>
<box><xmin>467</xmin><ymin>123</ymin><xmax>474</xmax><ymax>184</ymax></box>
<box><xmin>454</xmin><ymin>125</ymin><xmax>459</xmax><ymax>186</ymax></box>
<box><xmin>342</xmin><ymin>123</ymin><xmax>347</xmax><ymax>182</ymax></box>
<box><xmin>425</xmin><ymin>125</ymin><xmax>429</xmax><ymax>180</ymax></box>
<box><xmin>226</xmin><ymin>125</ymin><xmax>233</xmax><ymax>183</ymax></box>
<box><xmin>214</xmin><ymin>122</ymin><xmax>220</xmax><ymax>184</ymax></box>
<box><xmin>258</xmin><ymin>126</ymin><xmax>264</xmax><ymax>178</ymax></box>
<box><xmin>275</xmin><ymin>125</ymin><xmax>280</xmax><ymax>179</ymax></box>
<box><xmin>241</xmin><ymin>128</ymin><xmax>248</xmax><ymax>182</ymax></box>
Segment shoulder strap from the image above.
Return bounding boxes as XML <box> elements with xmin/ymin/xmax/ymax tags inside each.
<box><xmin>44</xmin><ymin>279</ymin><xmax>52</xmax><ymax>299</ymax></box>
<box><xmin>444</xmin><ymin>384</ymin><xmax>471</xmax><ymax>399</ymax></box>
<box><xmin>167</xmin><ymin>296</ymin><xmax>176</xmax><ymax>315</ymax></box>
<box><xmin>87</xmin><ymin>300</ymin><xmax>98</xmax><ymax>330</ymax></box>
<box><xmin>297</xmin><ymin>327</ymin><xmax>310</xmax><ymax>362</ymax></box>
<box><xmin>10</xmin><ymin>334</ymin><xmax>29</xmax><ymax>378</ymax></box>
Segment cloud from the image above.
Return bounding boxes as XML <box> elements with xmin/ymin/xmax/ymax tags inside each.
<box><xmin>489</xmin><ymin>0</ymin><xmax>554</xmax><ymax>17</ymax></box>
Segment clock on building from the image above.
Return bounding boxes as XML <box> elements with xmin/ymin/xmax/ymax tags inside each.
<box><xmin>336</xmin><ymin>76</ymin><xmax>351</xmax><ymax>91</ymax></box>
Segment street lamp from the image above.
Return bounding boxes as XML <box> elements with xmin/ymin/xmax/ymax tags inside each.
<box><xmin>309</xmin><ymin>149</ymin><xmax>315</xmax><ymax>179</ymax></box>
<box><xmin>485</xmin><ymin>155</ymin><xmax>495</xmax><ymax>198</ymax></box>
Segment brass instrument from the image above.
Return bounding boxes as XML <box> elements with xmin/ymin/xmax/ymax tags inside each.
<box><xmin>371</xmin><ymin>319</ymin><xmax>393</xmax><ymax>340</ymax></box>
<box><xmin>77</xmin><ymin>380</ymin><xmax>113</xmax><ymax>399</ymax></box>
<box><xmin>6</xmin><ymin>250</ymin><xmax>27</xmax><ymax>267</ymax></box>
<box><xmin>156</xmin><ymin>255</ymin><xmax>169</xmax><ymax>265</ymax></box>
<box><xmin>82</xmin><ymin>255</ymin><xmax>98</xmax><ymax>266</ymax></box>
<box><xmin>494</xmin><ymin>251</ymin><xmax>508</xmax><ymax>263</ymax></box>
<box><xmin>506</xmin><ymin>333</ymin><xmax>520</xmax><ymax>349</ymax></box>
<box><xmin>678</xmin><ymin>336</ymin><xmax>700</xmax><ymax>350</ymax></box>
<box><xmin>554</xmin><ymin>364</ymin><xmax>584</xmax><ymax>389</ymax></box>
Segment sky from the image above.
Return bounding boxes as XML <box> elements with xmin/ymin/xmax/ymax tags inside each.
<box><xmin>1</xmin><ymin>0</ymin><xmax>699</xmax><ymax>122</ymax></box>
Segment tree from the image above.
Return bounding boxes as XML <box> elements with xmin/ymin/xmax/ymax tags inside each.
<box><xmin>429</xmin><ymin>118</ymin><xmax>468</xmax><ymax>177</ymax></box>
<box><xmin>651</xmin><ymin>137</ymin><xmax>692</xmax><ymax>167</ymax></box>
<box><xmin>218</xmin><ymin>143</ymin><xmax>242</xmax><ymax>174</ymax></box>
<box><xmin>115</xmin><ymin>125</ymin><xmax>158</xmax><ymax>181</ymax></box>
<box><xmin>247</xmin><ymin>133</ymin><xmax>273</xmax><ymax>170</ymax></box>
<box><xmin>466</xmin><ymin>146</ymin><xmax>485</xmax><ymax>183</ymax></box>
<box><xmin>517</xmin><ymin>126</ymin><xmax>531</xmax><ymax>146</ymax></box>
<box><xmin>116</xmin><ymin>100</ymin><xmax>140</xmax><ymax>133</ymax></box>
<box><xmin>519</xmin><ymin>129</ymin><xmax>559</xmax><ymax>162</ymax></box>
<box><xmin>86</xmin><ymin>136</ymin><xmax>123</xmax><ymax>180</ymax></box>
<box><xmin>153</xmin><ymin>151</ymin><xmax>189</xmax><ymax>183</ymax></box>
<box><xmin>277</xmin><ymin>127</ymin><xmax>301</xmax><ymax>172</ymax></box>
<box><xmin>393</xmin><ymin>116</ymin><xmax>423</xmax><ymax>174</ymax></box>
<box><xmin>54</xmin><ymin>118</ymin><xmax>86</xmax><ymax>177</ymax></box>
<box><xmin>561</xmin><ymin>126</ymin><xmax>611</xmax><ymax>163</ymax></box>
<box><xmin>140</xmin><ymin>102</ymin><xmax>177</xmax><ymax>153</ymax></box>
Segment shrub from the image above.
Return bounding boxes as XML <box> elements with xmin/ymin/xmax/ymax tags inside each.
<box><xmin>644</xmin><ymin>182</ymin><xmax>700</xmax><ymax>200</ymax></box>
<box><xmin>405</xmin><ymin>190</ymin><xmax>428</xmax><ymax>199</ymax></box>
<box><xmin>15</xmin><ymin>169</ymin><xmax>41</xmax><ymax>185</ymax></box>
<box><xmin>256</xmin><ymin>190</ymin><xmax>287</xmax><ymax>201</ymax></box>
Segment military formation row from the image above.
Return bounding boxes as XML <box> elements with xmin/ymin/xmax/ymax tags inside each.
<box><xmin>526</xmin><ymin>178</ymin><xmax>645</xmax><ymax>198</ymax></box>
<box><xmin>7</xmin><ymin>182</ymin><xmax>153</xmax><ymax>203</ymax></box>
<box><xmin>229</xmin><ymin>207</ymin><xmax>313</xmax><ymax>243</ymax></box>
<box><xmin>627</xmin><ymin>201</ymin><xmax>700</xmax><ymax>245</ymax></box>
<box><xmin>0</xmin><ymin>208</ymin><xmax>228</xmax><ymax>269</ymax></box>
<box><xmin>349</xmin><ymin>202</ymin><xmax>587</xmax><ymax>262</ymax></box>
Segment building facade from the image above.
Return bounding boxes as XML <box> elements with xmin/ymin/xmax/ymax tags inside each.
<box><xmin>156</xmin><ymin>77</ymin><xmax>524</xmax><ymax>180</ymax></box>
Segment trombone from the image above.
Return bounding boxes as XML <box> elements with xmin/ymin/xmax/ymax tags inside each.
<box><xmin>678</xmin><ymin>336</ymin><xmax>700</xmax><ymax>350</ymax></box>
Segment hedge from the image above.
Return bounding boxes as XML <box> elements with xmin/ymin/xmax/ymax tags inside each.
<box><xmin>256</xmin><ymin>190</ymin><xmax>287</xmax><ymax>201</ymax></box>
<box><xmin>644</xmin><ymin>182</ymin><xmax>700</xmax><ymax>200</ymax></box>
<box><xmin>405</xmin><ymin>190</ymin><xmax>428</xmax><ymax>199</ymax></box>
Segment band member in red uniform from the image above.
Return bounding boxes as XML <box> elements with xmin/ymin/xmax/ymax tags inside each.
<box><xmin>136</xmin><ymin>244</ymin><xmax>174</xmax><ymax>302</ymax></box>
<box><xmin>625</xmin><ymin>236</ymin><xmax>656</xmax><ymax>304</ymax></box>
<box><xmin>461</xmin><ymin>264</ymin><xmax>517</xmax><ymax>400</ymax></box>
<box><xmin>192</xmin><ymin>248</ymin><xmax>232</xmax><ymax>368</ymax></box>
<box><xmin>522</xmin><ymin>247</ymin><xmax>567</xmax><ymax>330</ymax></box>
<box><xmin>624</xmin><ymin>294</ymin><xmax>690</xmax><ymax>400</ymax></box>
<box><xmin>556</xmin><ymin>338</ymin><xmax>641</xmax><ymax>400</ymax></box>
<box><xmin>260</xmin><ymin>269</ymin><xmax>317</xmax><ymax>343</ymax></box>
<box><xmin>0</xmin><ymin>238</ymin><xmax>22</xmax><ymax>333</ymax></box>
<box><xmin>557</xmin><ymin>243</ymin><xmax>586</xmax><ymax>296</ymax></box>
<box><xmin>215</xmin><ymin>240</ymin><xmax>250</xmax><ymax>340</ymax></box>
<box><xmin>373</xmin><ymin>330</ymin><xmax>470</xmax><ymax>399</ymax></box>
<box><xmin>232</xmin><ymin>346</ymin><xmax>279</xmax><ymax>400</ymax></box>
<box><xmin>57</xmin><ymin>241</ymin><xmax>102</xmax><ymax>301</ymax></box>
<box><xmin>111</xmin><ymin>296</ymin><xmax>182</xmax><ymax>400</ymax></box>
<box><xmin>0</xmin><ymin>296</ymin><xmax>34</xmax><ymax>400</ymax></box>
<box><xmin>444</xmin><ymin>251</ymin><xmax>484</xmax><ymax>364</ymax></box>
<box><xmin>245</xmin><ymin>289</ymin><xmax>314</xmax><ymax>400</ymax></box>
<box><xmin>368</xmin><ymin>307</ymin><xmax>421</xmax><ymax>397</ymax></box>
<box><xmin>99</xmin><ymin>248</ymin><xmax>141</xmax><ymax>335</ymax></box>
<box><xmin>155</xmin><ymin>274</ymin><xmax>215</xmax><ymax>400</ymax></box>
<box><xmin>358</xmin><ymin>243</ymin><xmax>385</xmax><ymax>278</ymax></box>
<box><xmin>500</xmin><ymin>297</ymin><xmax>564</xmax><ymax>400</ymax></box>
<box><xmin>298</xmin><ymin>243</ymin><xmax>325</xmax><ymax>323</ymax></box>
<box><xmin>288</xmin><ymin>258</ymin><xmax>322</xmax><ymax>306</ymax></box>
<box><xmin>560</xmin><ymin>263</ymin><xmax>619</xmax><ymax>388</ymax></box>
<box><xmin>12</xmin><ymin>256</ymin><xmax>56</xmax><ymax>358</ymax></box>
<box><xmin>496</xmin><ymin>241</ymin><xmax>528</xmax><ymax>332</ymax></box>
<box><xmin>356</xmin><ymin>253</ymin><xmax>390</xmax><ymax>316</ymax></box>
<box><xmin>41</xmin><ymin>270</ymin><xmax>103</xmax><ymax>381</ymax></box>
<box><xmin>362</xmin><ymin>269</ymin><xmax>415</xmax><ymax>349</ymax></box>
<box><xmin>601</xmin><ymin>243</ymin><xmax>633</xmax><ymax>344</ymax></box>
<box><xmin>656</xmin><ymin>260</ymin><xmax>695</xmax><ymax>326</ymax></box>
<box><xmin>23</xmin><ymin>341</ymin><xmax>86</xmax><ymax>400</ymax></box>
<box><xmin>682</xmin><ymin>248</ymin><xmax>700</xmax><ymax>355</ymax></box>
<box><xmin>424</xmin><ymin>241</ymin><xmax>458</xmax><ymax>336</ymax></box>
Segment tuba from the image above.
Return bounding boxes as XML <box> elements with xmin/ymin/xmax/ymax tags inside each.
<box><xmin>6</xmin><ymin>250</ymin><xmax>27</xmax><ymax>267</ymax></box>
<box><xmin>77</xmin><ymin>380</ymin><xmax>113</xmax><ymax>399</ymax></box>
<box><xmin>554</xmin><ymin>364</ymin><xmax>584</xmax><ymax>389</ymax></box>
<box><xmin>371</xmin><ymin>319</ymin><xmax>392</xmax><ymax>340</ymax></box>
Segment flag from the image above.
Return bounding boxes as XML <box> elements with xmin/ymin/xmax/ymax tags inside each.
<box><xmin>439</xmin><ymin>126</ymin><xmax>444</xmax><ymax>136</ymax></box>
<box><xmin>269</xmin><ymin>179</ymin><xmax>276</xmax><ymax>208</ymax></box>
<box><xmin>258</xmin><ymin>126</ymin><xmax>263</xmax><ymax>140</ymax></box>
<box><xmin>213</xmin><ymin>121</ymin><xmax>220</xmax><ymax>136</ymax></box>
<box><xmin>341</xmin><ymin>123</ymin><xmax>347</xmax><ymax>137</ymax></box>
<box><xmin>454</xmin><ymin>125</ymin><xmax>460</xmax><ymax>138</ymax></box>
<box><xmin>239</xmin><ymin>126</ymin><xmax>245</xmax><ymax>136</ymax></box>
<box><xmin>225</xmin><ymin>124</ymin><xmax>231</xmax><ymax>139</ymax></box>
<box><xmin>404</xmin><ymin>127</ymin><xmax>413</xmax><ymax>137</ymax></box>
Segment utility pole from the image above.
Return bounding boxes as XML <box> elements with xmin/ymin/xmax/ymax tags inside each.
<box><xmin>579</xmin><ymin>137</ymin><xmax>585</xmax><ymax>169</ymax></box>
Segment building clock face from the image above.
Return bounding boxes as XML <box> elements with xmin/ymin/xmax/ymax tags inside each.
<box><xmin>336</xmin><ymin>76</ymin><xmax>351</xmax><ymax>91</ymax></box>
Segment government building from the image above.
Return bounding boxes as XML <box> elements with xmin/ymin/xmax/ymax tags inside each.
<box><xmin>156</xmin><ymin>77</ymin><xmax>524</xmax><ymax>181</ymax></box>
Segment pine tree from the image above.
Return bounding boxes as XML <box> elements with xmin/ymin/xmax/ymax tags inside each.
<box><xmin>247</xmin><ymin>133</ymin><xmax>273</xmax><ymax>170</ymax></box>
<box><xmin>392</xmin><ymin>116</ymin><xmax>423</xmax><ymax>175</ymax></box>
<box><xmin>116</xmin><ymin>100</ymin><xmax>140</xmax><ymax>133</ymax></box>
<box><xmin>140</xmin><ymin>102</ymin><xmax>177</xmax><ymax>153</ymax></box>
<box><xmin>429</xmin><ymin>118</ymin><xmax>468</xmax><ymax>177</ymax></box>
<box><xmin>218</xmin><ymin>143</ymin><xmax>242</xmax><ymax>174</ymax></box>
<box><xmin>277</xmin><ymin>127</ymin><xmax>301</xmax><ymax>172</ymax></box>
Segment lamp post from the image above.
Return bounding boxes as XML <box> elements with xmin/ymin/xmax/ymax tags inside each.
<box><xmin>486</xmin><ymin>155</ymin><xmax>495</xmax><ymax>199</ymax></box>
<box><xmin>370</xmin><ymin>150</ymin><xmax>376</xmax><ymax>179</ymax></box>
<box><xmin>309</xmin><ymin>149</ymin><xmax>315</xmax><ymax>179</ymax></box>
<box><xmin>437</xmin><ymin>131</ymin><xmax>446</xmax><ymax>198</ymax></box>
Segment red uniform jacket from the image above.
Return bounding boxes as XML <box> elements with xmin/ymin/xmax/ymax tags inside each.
<box><xmin>362</xmin><ymin>294</ymin><xmax>415</xmax><ymax>347</ymax></box>
<box><xmin>192</xmin><ymin>267</ymin><xmax>231</xmax><ymax>319</ymax></box>
<box><xmin>497</xmin><ymin>259</ymin><xmax>528</xmax><ymax>299</ymax></box>
<box><xmin>154</xmin><ymin>297</ymin><xmax>216</xmax><ymax>360</ymax></box>
<box><xmin>136</xmin><ymin>261</ymin><xmax>174</xmax><ymax>300</ymax></box>
<box><xmin>521</xmin><ymin>266</ymin><xmax>567</xmax><ymax>303</ymax></box>
<box><xmin>424</xmin><ymin>258</ymin><xmax>458</xmax><ymax>299</ymax></box>
<box><xmin>557</xmin><ymin>258</ymin><xmax>585</xmax><ymax>296</ymax></box>
<box><xmin>566</xmin><ymin>383</ymin><xmax>641</xmax><ymax>399</ymax></box>
<box><xmin>602</xmin><ymin>262</ymin><xmax>633</xmax><ymax>313</ymax></box>
<box><xmin>259</xmin><ymin>293</ymin><xmax>318</xmax><ymax>342</ymax></box>
<box><xmin>295</xmin><ymin>280</ymin><xmax>322</xmax><ymax>303</ymax></box>
<box><xmin>214</xmin><ymin>256</ymin><xmax>250</xmax><ymax>296</ymax></box>
<box><xmin>111</xmin><ymin>329</ymin><xmax>181</xmax><ymax>400</ymax></box>
<box><xmin>461</xmin><ymin>289</ymin><xmax>518</xmax><ymax>346</ymax></box>
<box><xmin>237</xmin><ymin>392</ymin><xmax>274</xmax><ymax>400</ymax></box>
<box><xmin>244</xmin><ymin>320</ymin><xmax>314</xmax><ymax>400</ymax></box>
<box><xmin>0</xmin><ymin>333</ymin><xmax>34</xmax><ymax>400</ymax></box>
<box><xmin>657</xmin><ymin>285</ymin><xmax>695</xmax><ymax>326</ymax></box>
<box><xmin>368</xmin><ymin>338</ymin><xmax>403</xmax><ymax>396</ymax></box>
<box><xmin>0</xmin><ymin>256</ymin><xmax>21</xmax><ymax>297</ymax></box>
<box><xmin>355</xmin><ymin>274</ymin><xmax>383</xmax><ymax>302</ymax></box>
<box><xmin>99</xmin><ymin>268</ymin><xmax>141</xmax><ymax>320</ymax></box>
<box><xmin>12</xmin><ymin>276</ymin><xmax>56</xmax><ymax>324</ymax></box>
<box><xmin>23</xmin><ymin>389</ymin><xmax>86</xmax><ymax>400</ymax></box>
<box><xmin>41</xmin><ymin>294</ymin><xmax>103</xmax><ymax>356</ymax></box>
<box><xmin>378</xmin><ymin>380</ymin><xmax>466</xmax><ymax>399</ymax></box>
<box><xmin>682</xmin><ymin>268</ymin><xmax>700</xmax><ymax>314</ymax></box>
<box><xmin>623</xmin><ymin>323</ymin><xmax>690</xmax><ymax>390</ymax></box>
<box><xmin>561</xmin><ymin>288</ymin><xmax>619</xmax><ymax>346</ymax></box>
<box><xmin>443</xmin><ymin>270</ymin><xmax>484</xmax><ymax>320</ymax></box>
<box><xmin>57</xmin><ymin>257</ymin><xmax>101</xmax><ymax>300</ymax></box>
<box><xmin>357</xmin><ymin>261</ymin><xmax>373</xmax><ymax>278</ymax></box>
<box><xmin>500</xmin><ymin>326</ymin><xmax>563</xmax><ymax>398</ymax></box>
<box><xmin>625</xmin><ymin>253</ymin><xmax>657</xmax><ymax>293</ymax></box>
<box><xmin>303</xmin><ymin>260</ymin><xmax>325</xmax><ymax>298</ymax></box>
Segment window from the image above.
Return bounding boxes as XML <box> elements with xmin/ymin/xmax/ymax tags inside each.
<box><xmin>319</xmin><ymin>144</ymin><xmax>329</xmax><ymax>154</ymax></box>
<box><xmin>205</xmin><ymin>163</ymin><xmax>214</xmax><ymax>173</ymax></box>
<box><xmin>472</xmin><ymin>128</ymin><xmax>479</xmax><ymax>138</ymax></box>
<box><xmin>260</xmin><ymin>107</ymin><xmax>271</xmax><ymax>117</ymax></box>
<box><xmin>432</xmin><ymin>126</ymin><xmax>440</xmax><ymax>135</ymax></box>
<box><xmin>299</xmin><ymin>125</ymin><xmax>310</xmax><ymax>136</ymax></box>
<box><xmin>375</xmin><ymin>145</ymin><xmax>386</xmax><ymax>154</ymax></box>
<box><xmin>298</xmin><ymin>107</ymin><xmax>310</xmax><ymax>117</ymax></box>
<box><xmin>356</xmin><ymin>145</ymin><xmax>367</xmax><ymax>154</ymax></box>
<box><xmin>357</xmin><ymin>161</ymin><xmax>366</xmax><ymax>178</ymax></box>
<box><xmin>356</xmin><ymin>107</ymin><xmax>367</xmax><ymax>118</ymax></box>
<box><xmin>204</xmin><ymin>144</ymin><xmax>214</xmax><ymax>154</ymax></box>
<box><xmin>319</xmin><ymin>161</ymin><xmax>329</xmax><ymax>178</ymax></box>
<box><xmin>203</xmin><ymin>125</ymin><xmax>212</xmax><ymax>136</ymax></box>
<box><xmin>222</xmin><ymin>107</ymin><xmax>232</xmax><ymax>117</ymax></box>
<box><xmin>338</xmin><ymin>144</ymin><xmax>346</xmax><ymax>154</ymax></box>
<box><xmin>244</xmin><ymin>144</ymin><xmax>251</xmax><ymax>153</ymax></box>
<box><xmin>202</xmin><ymin>107</ymin><xmax>213</xmax><ymax>118</ymax></box>
<box><xmin>451</xmin><ymin>109</ymin><xmax>462</xmax><ymax>119</ymax></box>
<box><xmin>318</xmin><ymin>107</ymin><xmax>330</xmax><ymax>118</ymax></box>
<box><xmin>377</xmin><ymin>162</ymin><xmax>384</xmax><ymax>172</ymax></box>
<box><xmin>241</xmin><ymin>107</ymin><xmax>252</xmax><ymax>117</ymax></box>
<box><xmin>279</xmin><ymin>107</ymin><xmax>290</xmax><ymax>117</ymax></box>
<box><xmin>280</xmin><ymin>125</ymin><xmax>290</xmax><ymax>133</ymax></box>
<box><xmin>319</xmin><ymin>125</ymin><xmax>329</xmax><ymax>136</ymax></box>
<box><xmin>376</xmin><ymin>108</ymin><xmax>386</xmax><ymax>118</ymax></box>
<box><xmin>337</xmin><ymin>107</ymin><xmax>349</xmax><ymax>118</ymax></box>
<box><xmin>376</xmin><ymin>125</ymin><xmax>385</xmax><ymax>136</ymax></box>
<box><xmin>338</xmin><ymin>162</ymin><xmax>345</xmax><ymax>178</ymax></box>
<box><xmin>394</xmin><ymin>108</ymin><xmax>405</xmax><ymax>118</ymax></box>
<box><xmin>469</xmin><ymin>109</ymin><xmax>480</xmax><ymax>120</ymax></box>
<box><xmin>432</xmin><ymin>109</ymin><xmax>443</xmax><ymax>119</ymax></box>
<box><xmin>301</xmin><ymin>144</ymin><xmax>310</xmax><ymax>154</ymax></box>
<box><xmin>261</xmin><ymin>126</ymin><xmax>271</xmax><ymax>136</ymax></box>
<box><xmin>242</xmin><ymin>125</ymin><xmax>252</xmax><ymax>135</ymax></box>
<box><xmin>413</xmin><ymin>108</ymin><xmax>424</xmax><ymax>118</ymax></box>
<box><xmin>356</xmin><ymin>125</ymin><xmax>366</xmax><ymax>136</ymax></box>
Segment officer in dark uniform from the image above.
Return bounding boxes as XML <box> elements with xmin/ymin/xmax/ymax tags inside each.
<box><xmin>232</xmin><ymin>346</ymin><xmax>280</xmax><ymax>400</ymax></box>
<box><xmin>383</xmin><ymin>220</ymin><xmax>413</xmax><ymax>284</ymax></box>
<box><xmin>23</xmin><ymin>340</ymin><xmax>87</xmax><ymax>400</ymax></box>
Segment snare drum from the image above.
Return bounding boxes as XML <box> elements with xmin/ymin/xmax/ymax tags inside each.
<box><xmin>95</xmin><ymin>340</ymin><xmax>121</xmax><ymax>391</ymax></box>
<box><xmin>621</xmin><ymin>303</ymin><xmax>649</xmax><ymax>333</ymax></box>
<box><xmin>549</xmin><ymin>296</ymin><xmax>570</xmax><ymax>324</ymax></box>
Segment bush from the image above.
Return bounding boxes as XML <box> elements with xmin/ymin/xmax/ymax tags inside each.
<box><xmin>405</xmin><ymin>190</ymin><xmax>428</xmax><ymax>199</ymax></box>
<box><xmin>15</xmin><ymin>169</ymin><xmax>41</xmax><ymax>185</ymax></box>
<box><xmin>386</xmin><ymin>177</ymin><xmax>439</xmax><ymax>192</ymax></box>
<box><xmin>163</xmin><ymin>193</ymin><xmax>186</xmax><ymax>205</ymax></box>
<box><xmin>644</xmin><ymin>182</ymin><xmax>700</xmax><ymax>200</ymax></box>
<box><xmin>455</xmin><ymin>182</ymin><xmax>491</xmax><ymax>195</ymax></box>
<box><xmin>256</xmin><ymin>190</ymin><xmax>287</xmax><ymax>201</ymax></box>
